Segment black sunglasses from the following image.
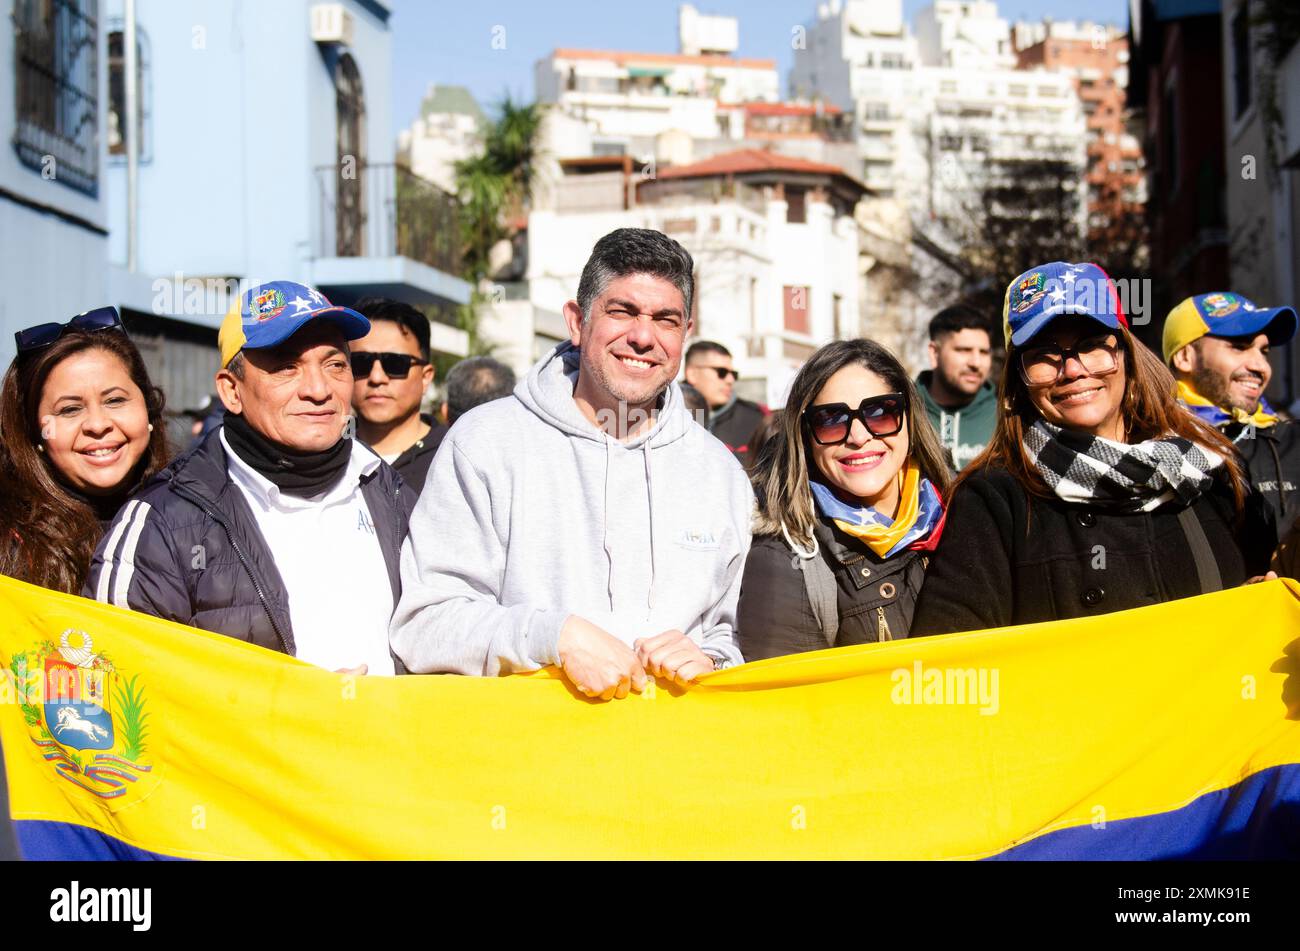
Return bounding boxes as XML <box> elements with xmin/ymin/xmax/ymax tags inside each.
<box><xmin>803</xmin><ymin>393</ymin><xmax>907</xmax><ymax>445</ymax></box>
<box><xmin>704</xmin><ymin>366</ymin><xmax>739</xmax><ymax>381</ymax></box>
<box><xmin>15</xmin><ymin>306</ymin><xmax>123</xmax><ymax>353</ymax></box>
<box><xmin>350</xmin><ymin>351</ymin><xmax>429</xmax><ymax>379</ymax></box>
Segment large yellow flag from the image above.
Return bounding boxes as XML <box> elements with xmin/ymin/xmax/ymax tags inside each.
<box><xmin>1</xmin><ymin>574</ymin><xmax>1297</xmax><ymax>859</ymax></box>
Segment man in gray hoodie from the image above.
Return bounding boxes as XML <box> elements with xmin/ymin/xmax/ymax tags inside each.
<box><xmin>390</xmin><ymin>229</ymin><xmax>753</xmax><ymax>699</ymax></box>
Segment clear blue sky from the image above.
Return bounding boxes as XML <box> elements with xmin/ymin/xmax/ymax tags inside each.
<box><xmin>389</xmin><ymin>0</ymin><xmax>1132</xmax><ymax>130</ymax></box>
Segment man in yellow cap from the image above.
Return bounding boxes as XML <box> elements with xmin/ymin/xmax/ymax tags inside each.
<box><xmin>85</xmin><ymin>281</ymin><xmax>416</xmax><ymax>673</ymax></box>
<box><xmin>1164</xmin><ymin>291</ymin><xmax>1299</xmax><ymax>539</ymax></box>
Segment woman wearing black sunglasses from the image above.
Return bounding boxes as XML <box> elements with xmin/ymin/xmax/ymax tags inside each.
<box><xmin>0</xmin><ymin>308</ymin><xmax>170</xmax><ymax>593</ymax></box>
<box><xmin>911</xmin><ymin>262</ymin><xmax>1274</xmax><ymax>637</ymax></box>
<box><xmin>736</xmin><ymin>340</ymin><xmax>951</xmax><ymax>660</ymax></box>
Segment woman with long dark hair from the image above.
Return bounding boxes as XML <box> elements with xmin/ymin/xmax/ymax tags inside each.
<box><xmin>912</xmin><ymin>262</ymin><xmax>1275</xmax><ymax>636</ymax></box>
<box><xmin>0</xmin><ymin>308</ymin><xmax>170</xmax><ymax>593</ymax></box>
<box><xmin>737</xmin><ymin>339</ymin><xmax>951</xmax><ymax>659</ymax></box>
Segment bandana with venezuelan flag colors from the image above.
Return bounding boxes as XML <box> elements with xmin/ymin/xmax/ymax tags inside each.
<box><xmin>1176</xmin><ymin>380</ymin><xmax>1277</xmax><ymax>431</ymax></box>
<box><xmin>809</xmin><ymin>461</ymin><xmax>945</xmax><ymax>558</ymax></box>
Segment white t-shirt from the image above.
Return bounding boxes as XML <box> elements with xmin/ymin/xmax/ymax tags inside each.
<box><xmin>222</xmin><ymin>431</ymin><xmax>397</xmax><ymax>676</ymax></box>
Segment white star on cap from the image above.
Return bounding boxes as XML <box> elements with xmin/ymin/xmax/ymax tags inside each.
<box><xmin>1062</xmin><ymin>272</ymin><xmax>1078</xmax><ymax>284</ymax></box>
<box><xmin>1049</xmin><ymin>289</ymin><xmax>1067</xmax><ymax>302</ymax></box>
<box><xmin>308</xmin><ymin>289</ymin><xmax>326</xmax><ymax>305</ymax></box>
<box><xmin>290</xmin><ymin>295</ymin><xmax>316</xmax><ymax>314</ymax></box>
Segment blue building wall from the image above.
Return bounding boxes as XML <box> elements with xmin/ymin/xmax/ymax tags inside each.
<box><xmin>0</xmin><ymin>0</ymin><xmax>110</xmax><ymax>363</ymax></box>
<box><xmin>103</xmin><ymin>0</ymin><xmax>394</xmax><ymax>302</ymax></box>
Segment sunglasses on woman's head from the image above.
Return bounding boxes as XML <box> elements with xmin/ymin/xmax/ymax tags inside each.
<box><xmin>803</xmin><ymin>393</ymin><xmax>907</xmax><ymax>445</ymax></box>
<box><xmin>15</xmin><ymin>306</ymin><xmax>123</xmax><ymax>353</ymax></box>
<box><xmin>350</xmin><ymin>351</ymin><xmax>428</xmax><ymax>379</ymax></box>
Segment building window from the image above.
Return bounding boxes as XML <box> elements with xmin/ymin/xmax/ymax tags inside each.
<box><xmin>335</xmin><ymin>53</ymin><xmax>366</xmax><ymax>256</ymax></box>
<box><xmin>783</xmin><ymin>285</ymin><xmax>810</xmax><ymax>335</ymax></box>
<box><xmin>107</xmin><ymin>26</ymin><xmax>149</xmax><ymax>158</ymax></box>
<box><xmin>785</xmin><ymin>188</ymin><xmax>807</xmax><ymax>224</ymax></box>
<box><xmin>1231</xmin><ymin>4</ymin><xmax>1252</xmax><ymax>119</ymax></box>
<box><xmin>12</xmin><ymin>0</ymin><xmax>100</xmax><ymax>195</ymax></box>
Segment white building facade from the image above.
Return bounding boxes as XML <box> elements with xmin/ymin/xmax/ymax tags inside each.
<box><xmin>792</xmin><ymin>0</ymin><xmax>1089</xmax><ymax>322</ymax></box>
<box><xmin>485</xmin><ymin>150</ymin><xmax>864</xmax><ymax>408</ymax></box>
<box><xmin>397</xmin><ymin>83</ymin><xmax>485</xmax><ymax>194</ymax></box>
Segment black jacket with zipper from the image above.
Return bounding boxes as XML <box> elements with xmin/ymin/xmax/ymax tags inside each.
<box><xmin>737</xmin><ymin>517</ymin><xmax>929</xmax><ymax>661</ymax></box>
<box><xmin>910</xmin><ymin>464</ymin><xmax>1275</xmax><ymax>637</ymax></box>
<box><xmin>382</xmin><ymin>413</ymin><xmax>447</xmax><ymax>500</ymax></box>
<box><xmin>1227</xmin><ymin>418</ymin><xmax>1300</xmax><ymax>542</ymax></box>
<box><xmin>82</xmin><ymin>426</ymin><xmax>416</xmax><ymax>669</ymax></box>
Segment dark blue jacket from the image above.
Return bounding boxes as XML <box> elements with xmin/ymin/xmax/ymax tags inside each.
<box><xmin>82</xmin><ymin>427</ymin><xmax>416</xmax><ymax>669</ymax></box>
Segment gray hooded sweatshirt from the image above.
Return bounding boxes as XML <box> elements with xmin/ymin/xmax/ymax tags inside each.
<box><xmin>390</xmin><ymin>342</ymin><xmax>753</xmax><ymax>675</ymax></box>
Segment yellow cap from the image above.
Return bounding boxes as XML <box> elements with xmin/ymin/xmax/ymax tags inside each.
<box><xmin>1162</xmin><ymin>291</ymin><xmax>1298</xmax><ymax>364</ymax></box>
<box><xmin>218</xmin><ymin>299</ymin><xmax>245</xmax><ymax>368</ymax></box>
<box><xmin>1161</xmin><ymin>297</ymin><xmax>1211</xmax><ymax>364</ymax></box>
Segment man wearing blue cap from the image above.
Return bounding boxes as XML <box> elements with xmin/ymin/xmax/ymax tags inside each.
<box><xmin>1164</xmin><ymin>292</ymin><xmax>1300</xmax><ymax>539</ymax></box>
<box><xmin>85</xmin><ymin>281</ymin><xmax>416</xmax><ymax>674</ymax></box>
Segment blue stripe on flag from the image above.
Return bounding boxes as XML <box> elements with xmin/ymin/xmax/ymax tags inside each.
<box><xmin>988</xmin><ymin>763</ymin><xmax>1300</xmax><ymax>860</ymax></box>
<box><xmin>15</xmin><ymin>820</ymin><xmax>189</xmax><ymax>861</ymax></box>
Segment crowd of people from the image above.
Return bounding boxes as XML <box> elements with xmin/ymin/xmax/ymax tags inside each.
<box><xmin>2</xmin><ymin>227</ymin><xmax>1298</xmax><ymax>702</ymax></box>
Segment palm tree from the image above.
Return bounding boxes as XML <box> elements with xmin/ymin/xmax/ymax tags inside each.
<box><xmin>455</xmin><ymin>95</ymin><xmax>545</xmax><ymax>287</ymax></box>
<box><xmin>453</xmin><ymin>96</ymin><xmax>546</xmax><ymax>355</ymax></box>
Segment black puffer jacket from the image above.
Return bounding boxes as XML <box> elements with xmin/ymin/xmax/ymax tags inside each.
<box><xmin>737</xmin><ymin>517</ymin><xmax>929</xmax><ymax>661</ymax></box>
<box><xmin>82</xmin><ymin>428</ymin><xmax>416</xmax><ymax>664</ymax></box>
<box><xmin>911</xmin><ymin>464</ymin><xmax>1275</xmax><ymax>636</ymax></box>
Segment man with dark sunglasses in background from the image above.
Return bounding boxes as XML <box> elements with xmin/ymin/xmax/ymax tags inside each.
<box><xmin>350</xmin><ymin>298</ymin><xmax>446</xmax><ymax>499</ymax></box>
<box><xmin>683</xmin><ymin>340</ymin><xmax>768</xmax><ymax>465</ymax></box>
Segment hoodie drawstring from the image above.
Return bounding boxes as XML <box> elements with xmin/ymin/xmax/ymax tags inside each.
<box><xmin>603</xmin><ymin>437</ymin><xmax>615</xmax><ymax>610</ymax></box>
<box><xmin>645</xmin><ymin>442</ymin><xmax>656</xmax><ymax>613</ymax></box>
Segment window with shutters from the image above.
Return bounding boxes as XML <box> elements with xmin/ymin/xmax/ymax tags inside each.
<box><xmin>13</xmin><ymin>0</ymin><xmax>100</xmax><ymax>194</ymax></box>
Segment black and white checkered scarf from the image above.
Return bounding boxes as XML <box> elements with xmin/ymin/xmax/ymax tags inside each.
<box><xmin>1023</xmin><ymin>420</ymin><xmax>1224</xmax><ymax>512</ymax></box>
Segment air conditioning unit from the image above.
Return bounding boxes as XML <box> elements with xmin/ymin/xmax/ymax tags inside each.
<box><xmin>310</xmin><ymin>4</ymin><xmax>354</xmax><ymax>46</ymax></box>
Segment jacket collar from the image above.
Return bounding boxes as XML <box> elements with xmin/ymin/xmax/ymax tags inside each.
<box><xmin>392</xmin><ymin>414</ymin><xmax>443</xmax><ymax>466</ymax></box>
<box><xmin>812</xmin><ymin>515</ymin><xmax>926</xmax><ymax>569</ymax></box>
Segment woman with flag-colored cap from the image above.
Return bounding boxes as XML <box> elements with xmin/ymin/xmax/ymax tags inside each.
<box><xmin>736</xmin><ymin>339</ymin><xmax>951</xmax><ymax>659</ymax></box>
<box><xmin>911</xmin><ymin>262</ymin><xmax>1275</xmax><ymax>637</ymax></box>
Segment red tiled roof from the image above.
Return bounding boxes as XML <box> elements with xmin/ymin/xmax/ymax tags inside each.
<box><xmin>551</xmin><ymin>48</ymin><xmax>776</xmax><ymax>70</ymax></box>
<box><xmin>654</xmin><ymin>148</ymin><xmax>858</xmax><ymax>183</ymax></box>
<box><xmin>721</xmin><ymin>101</ymin><xmax>843</xmax><ymax>116</ymax></box>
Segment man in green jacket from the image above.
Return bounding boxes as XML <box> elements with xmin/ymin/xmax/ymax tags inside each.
<box><xmin>914</xmin><ymin>305</ymin><xmax>996</xmax><ymax>471</ymax></box>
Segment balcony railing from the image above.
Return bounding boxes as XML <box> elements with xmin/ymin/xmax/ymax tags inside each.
<box><xmin>313</xmin><ymin>162</ymin><xmax>461</xmax><ymax>276</ymax></box>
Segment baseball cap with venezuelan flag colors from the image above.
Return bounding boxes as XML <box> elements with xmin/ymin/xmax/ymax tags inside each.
<box><xmin>1001</xmin><ymin>261</ymin><xmax>1128</xmax><ymax>348</ymax></box>
<box><xmin>218</xmin><ymin>280</ymin><xmax>369</xmax><ymax>368</ymax></box>
<box><xmin>1160</xmin><ymin>292</ymin><xmax>1296</xmax><ymax>364</ymax></box>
